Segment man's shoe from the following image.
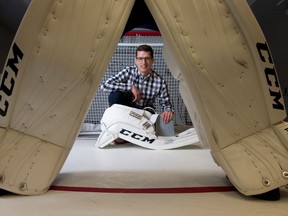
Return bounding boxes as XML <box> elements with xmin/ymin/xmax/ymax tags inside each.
<box><xmin>113</xmin><ymin>138</ymin><xmax>128</xmax><ymax>144</ymax></box>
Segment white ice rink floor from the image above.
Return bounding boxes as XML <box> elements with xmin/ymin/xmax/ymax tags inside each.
<box><xmin>1</xmin><ymin>135</ymin><xmax>288</xmax><ymax>216</ymax></box>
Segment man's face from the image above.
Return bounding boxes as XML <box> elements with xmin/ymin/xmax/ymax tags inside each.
<box><xmin>135</xmin><ymin>51</ymin><xmax>154</xmax><ymax>77</ymax></box>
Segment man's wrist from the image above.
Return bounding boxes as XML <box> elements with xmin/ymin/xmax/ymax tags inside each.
<box><xmin>165</xmin><ymin>109</ymin><xmax>174</xmax><ymax>113</ymax></box>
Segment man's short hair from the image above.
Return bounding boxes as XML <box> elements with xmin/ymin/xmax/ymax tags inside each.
<box><xmin>136</xmin><ymin>44</ymin><xmax>154</xmax><ymax>59</ymax></box>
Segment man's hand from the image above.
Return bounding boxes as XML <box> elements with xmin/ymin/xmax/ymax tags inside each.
<box><xmin>131</xmin><ymin>85</ymin><xmax>141</xmax><ymax>102</ymax></box>
<box><xmin>162</xmin><ymin>111</ymin><xmax>174</xmax><ymax>124</ymax></box>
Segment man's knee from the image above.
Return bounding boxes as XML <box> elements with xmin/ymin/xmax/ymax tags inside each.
<box><xmin>108</xmin><ymin>91</ymin><xmax>135</xmax><ymax>107</ymax></box>
<box><xmin>109</xmin><ymin>91</ymin><xmax>124</xmax><ymax>106</ymax></box>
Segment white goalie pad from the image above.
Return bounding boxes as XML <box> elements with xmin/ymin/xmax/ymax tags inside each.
<box><xmin>0</xmin><ymin>0</ymin><xmax>134</xmax><ymax>195</ymax></box>
<box><xmin>146</xmin><ymin>0</ymin><xmax>288</xmax><ymax>196</ymax></box>
<box><xmin>96</xmin><ymin>104</ymin><xmax>199</xmax><ymax>150</ymax></box>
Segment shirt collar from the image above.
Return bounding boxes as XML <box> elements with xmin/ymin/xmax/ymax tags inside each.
<box><xmin>136</xmin><ymin>66</ymin><xmax>153</xmax><ymax>80</ymax></box>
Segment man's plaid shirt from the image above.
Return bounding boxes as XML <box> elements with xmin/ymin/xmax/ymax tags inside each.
<box><xmin>101</xmin><ymin>65</ymin><xmax>173</xmax><ymax>112</ymax></box>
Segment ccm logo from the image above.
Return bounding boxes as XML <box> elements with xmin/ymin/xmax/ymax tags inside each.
<box><xmin>256</xmin><ymin>42</ymin><xmax>284</xmax><ymax>110</ymax></box>
<box><xmin>0</xmin><ymin>43</ymin><xmax>24</xmax><ymax>117</ymax></box>
<box><xmin>120</xmin><ymin>128</ymin><xmax>155</xmax><ymax>143</ymax></box>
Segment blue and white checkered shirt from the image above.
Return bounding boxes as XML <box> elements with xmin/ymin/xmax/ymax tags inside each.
<box><xmin>101</xmin><ymin>65</ymin><xmax>173</xmax><ymax>112</ymax></box>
